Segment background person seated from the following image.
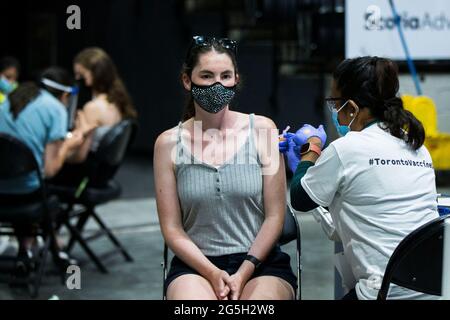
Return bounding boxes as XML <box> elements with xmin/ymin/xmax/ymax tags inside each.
<box><xmin>0</xmin><ymin>56</ymin><xmax>20</xmax><ymax>104</ymax></box>
<box><xmin>0</xmin><ymin>56</ymin><xmax>22</xmax><ymax>255</ymax></box>
<box><xmin>48</xmin><ymin>47</ymin><xmax>137</xmax><ymax>188</ymax></box>
<box><xmin>0</xmin><ymin>66</ymin><xmax>84</xmax><ymax>271</ymax></box>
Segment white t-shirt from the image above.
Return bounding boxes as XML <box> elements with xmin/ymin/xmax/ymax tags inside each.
<box><xmin>301</xmin><ymin>123</ymin><xmax>439</xmax><ymax>300</ymax></box>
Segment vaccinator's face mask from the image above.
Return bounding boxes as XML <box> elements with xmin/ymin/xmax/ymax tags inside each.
<box><xmin>41</xmin><ymin>78</ymin><xmax>79</xmax><ymax>130</ymax></box>
<box><xmin>327</xmin><ymin>100</ymin><xmax>359</xmax><ymax>137</ymax></box>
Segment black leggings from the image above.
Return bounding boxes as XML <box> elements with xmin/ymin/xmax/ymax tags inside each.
<box><xmin>0</xmin><ymin>190</ymin><xmax>42</xmax><ymax>205</ymax></box>
<box><xmin>47</xmin><ymin>163</ymin><xmax>89</xmax><ymax>188</ymax></box>
<box><xmin>0</xmin><ymin>190</ymin><xmax>57</xmax><ymax>253</ymax></box>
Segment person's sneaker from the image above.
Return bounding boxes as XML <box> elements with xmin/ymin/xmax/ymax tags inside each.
<box><xmin>10</xmin><ymin>250</ymin><xmax>34</xmax><ymax>286</ymax></box>
<box><xmin>0</xmin><ymin>236</ymin><xmax>18</xmax><ymax>256</ymax></box>
<box><xmin>53</xmin><ymin>251</ymin><xmax>79</xmax><ymax>271</ymax></box>
<box><xmin>0</xmin><ymin>236</ymin><xmax>9</xmax><ymax>254</ymax></box>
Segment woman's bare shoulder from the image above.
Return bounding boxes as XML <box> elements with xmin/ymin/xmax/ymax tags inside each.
<box><xmin>253</xmin><ymin>114</ymin><xmax>277</xmax><ymax>130</ymax></box>
<box><xmin>154</xmin><ymin>125</ymin><xmax>180</xmax><ymax>153</ymax></box>
<box><xmin>229</xmin><ymin>111</ymin><xmax>276</xmax><ymax>130</ymax></box>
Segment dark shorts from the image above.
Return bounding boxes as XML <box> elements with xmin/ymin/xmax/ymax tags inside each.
<box><xmin>164</xmin><ymin>247</ymin><xmax>297</xmax><ymax>296</ymax></box>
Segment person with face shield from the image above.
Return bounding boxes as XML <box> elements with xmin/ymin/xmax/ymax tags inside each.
<box><xmin>46</xmin><ymin>47</ymin><xmax>137</xmax><ymax>189</ymax></box>
<box><xmin>0</xmin><ymin>66</ymin><xmax>84</xmax><ymax>274</ymax></box>
<box><xmin>154</xmin><ymin>36</ymin><xmax>297</xmax><ymax>300</ymax></box>
<box><xmin>280</xmin><ymin>56</ymin><xmax>439</xmax><ymax>300</ymax></box>
<box><xmin>0</xmin><ymin>56</ymin><xmax>21</xmax><ymax>256</ymax></box>
<box><xmin>0</xmin><ymin>56</ymin><xmax>20</xmax><ymax>104</ymax></box>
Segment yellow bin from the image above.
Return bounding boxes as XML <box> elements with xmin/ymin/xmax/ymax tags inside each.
<box><xmin>402</xmin><ymin>95</ymin><xmax>450</xmax><ymax>170</ymax></box>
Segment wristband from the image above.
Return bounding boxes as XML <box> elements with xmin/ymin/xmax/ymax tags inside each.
<box><xmin>245</xmin><ymin>255</ymin><xmax>262</xmax><ymax>269</ymax></box>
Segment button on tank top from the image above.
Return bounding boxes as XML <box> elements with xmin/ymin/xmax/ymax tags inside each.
<box><xmin>175</xmin><ymin>114</ymin><xmax>265</xmax><ymax>256</ymax></box>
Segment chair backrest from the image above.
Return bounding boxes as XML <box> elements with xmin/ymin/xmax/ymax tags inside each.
<box><xmin>378</xmin><ymin>215</ymin><xmax>450</xmax><ymax>299</ymax></box>
<box><xmin>86</xmin><ymin>119</ymin><xmax>137</xmax><ymax>185</ymax></box>
<box><xmin>438</xmin><ymin>194</ymin><xmax>450</xmax><ymax>216</ymax></box>
<box><xmin>95</xmin><ymin>119</ymin><xmax>137</xmax><ymax>166</ymax></box>
<box><xmin>0</xmin><ymin>133</ymin><xmax>42</xmax><ymax>184</ymax></box>
<box><xmin>278</xmin><ymin>205</ymin><xmax>300</xmax><ymax>246</ymax></box>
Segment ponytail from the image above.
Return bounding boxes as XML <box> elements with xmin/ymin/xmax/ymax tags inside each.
<box><xmin>9</xmin><ymin>82</ymin><xmax>40</xmax><ymax>119</ymax></box>
<box><xmin>381</xmin><ymin>97</ymin><xmax>425</xmax><ymax>150</ymax></box>
<box><xmin>107</xmin><ymin>78</ymin><xmax>137</xmax><ymax>119</ymax></box>
<box><xmin>334</xmin><ymin>56</ymin><xmax>425</xmax><ymax>150</ymax></box>
<box><xmin>9</xmin><ymin>66</ymin><xmax>76</xmax><ymax>120</ymax></box>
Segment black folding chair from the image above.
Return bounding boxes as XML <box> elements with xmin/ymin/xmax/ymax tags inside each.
<box><xmin>0</xmin><ymin>133</ymin><xmax>58</xmax><ymax>298</ymax></box>
<box><xmin>161</xmin><ymin>204</ymin><xmax>302</xmax><ymax>300</ymax></box>
<box><xmin>49</xmin><ymin>119</ymin><xmax>137</xmax><ymax>273</ymax></box>
<box><xmin>377</xmin><ymin>215</ymin><xmax>450</xmax><ymax>300</ymax></box>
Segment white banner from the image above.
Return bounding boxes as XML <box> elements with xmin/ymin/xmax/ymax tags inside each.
<box><xmin>346</xmin><ymin>0</ymin><xmax>450</xmax><ymax>60</ymax></box>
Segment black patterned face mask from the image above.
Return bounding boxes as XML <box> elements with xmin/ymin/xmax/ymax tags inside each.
<box><xmin>191</xmin><ymin>82</ymin><xmax>236</xmax><ymax>113</ymax></box>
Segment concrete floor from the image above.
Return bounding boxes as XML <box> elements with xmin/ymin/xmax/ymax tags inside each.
<box><xmin>0</xmin><ymin>155</ymin><xmax>449</xmax><ymax>300</ymax></box>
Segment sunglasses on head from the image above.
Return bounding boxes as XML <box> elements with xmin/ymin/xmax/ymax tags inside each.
<box><xmin>186</xmin><ymin>36</ymin><xmax>237</xmax><ymax>60</ymax></box>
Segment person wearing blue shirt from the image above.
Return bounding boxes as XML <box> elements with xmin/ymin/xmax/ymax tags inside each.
<box><xmin>0</xmin><ymin>68</ymin><xmax>83</xmax><ymax>194</ymax></box>
<box><xmin>0</xmin><ymin>66</ymin><xmax>84</xmax><ymax>274</ymax></box>
<box><xmin>0</xmin><ymin>56</ymin><xmax>20</xmax><ymax>104</ymax></box>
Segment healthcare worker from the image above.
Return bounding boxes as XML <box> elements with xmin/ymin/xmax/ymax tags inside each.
<box><xmin>48</xmin><ymin>47</ymin><xmax>138</xmax><ymax>189</ymax></box>
<box><xmin>0</xmin><ymin>56</ymin><xmax>20</xmax><ymax>104</ymax></box>
<box><xmin>0</xmin><ymin>66</ymin><xmax>84</xmax><ymax>273</ymax></box>
<box><xmin>0</xmin><ymin>56</ymin><xmax>21</xmax><ymax>255</ymax></box>
<box><xmin>280</xmin><ymin>56</ymin><xmax>439</xmax><ymax>300</ymax></box>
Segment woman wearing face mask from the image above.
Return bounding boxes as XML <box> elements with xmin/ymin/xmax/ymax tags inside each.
<box><xmin>281</xmin><ymin>56</ymin><xmax>439</xmax><ymax>300</ymax></box>
<box><xmin>48</xmin><ymin>47</ymin><xmax>137</xmax><ymax>187</ymax></box>
<box><xmin>0</xmin><ymin>66</ymin><xmax>84</xmax><ymax>271</ymax></box>
<box><xmin>73</xmin><ymin>47</ymin><xmax>136</xmax><ymax>155</ymax></box>
<box><xmin>0</xmin><ymin>56</ymin><xmax>20</xmax><ymax>104</ymax></box>
<box><xmin>154</xmin><ymin>36</ymin><xmax>297</xmax><ymax>300</ymax></box>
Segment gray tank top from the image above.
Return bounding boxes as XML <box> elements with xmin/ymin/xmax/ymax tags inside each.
<box><xmin>175</xmin><ymin>114</ymin><xmax>265</xmax><ymax>256</ymax></box>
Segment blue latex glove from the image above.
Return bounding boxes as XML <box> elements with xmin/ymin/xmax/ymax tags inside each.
<box><xmin>279</xmin><ymin>136</ymin><xmax>301</xmax><ymax>173</ymax></box>
<box><xmin>279</xmin><ymin>124</ymin><xmax>327</xmax><ymax>173</ymax></box>
<box><xmin>296</xmin><ymin>124</ymin><xmax>327</xmax><ymax>148</ymax></box>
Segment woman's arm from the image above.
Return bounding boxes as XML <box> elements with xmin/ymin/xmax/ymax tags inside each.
<box><xmin>67</xmin><ymin>104</ymin><xmax>99</xmax><ymax>163</ymax></box>
<box><xmin>290</xmin><ymin>161</ymin><xmax>319</xmax><ymax>211</ymax></box>
<box><xmin>230</xmin><ymin>116</ymin><xmax>287</xmax><ymax>291</ymax></box>
<box><xmin>154</xmin><ymin>129</ymin><xmax>230</xmax><ymax>299</ymax></box>
<box><xmin>290</xmin><ymin>136</ymin><xmax>323</xmax><ymax>212</ymax></box>
<box><xmin>44</xmin><ymin>131</ymin><xmax>84</xmax><ymax>177</ymax></box>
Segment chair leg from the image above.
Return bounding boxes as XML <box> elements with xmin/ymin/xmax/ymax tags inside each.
<box><xmin>64</xmin><ymin>221</ymin><xmax>108</xmax><ymax>274</ymax></box>
<box><xmin>48</xmin><ymin>230</ymin><xmax>69</xmax><ymax>285</ymax></box>
<box><xmin>162</xmin><ymin>244</ymin><xmax>168</xmax><ymax>300</ymax></box>
<box><xmin>297</xmin><ymin>239</ymin><xmax>302</xmax><ymax>300</ymax></box>
<box><xmin>66</xmin><ymin>209</ymin><xmax>90</xmax><ymax>253</ymax></box>
<box><xmin>29</xmin><ymin>236</ymin><xmax>51</xmax><ymax>298</ymax></box>
<box><xmin>90</xmin><ymin>210</ymin><xmax>133</xmax><ymax>262</ymax></box>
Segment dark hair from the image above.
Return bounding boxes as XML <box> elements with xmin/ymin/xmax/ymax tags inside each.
<box><xmin>9</xmin><ymin>66</ymin><xmax>74</xmax><ymax>119</ymax></box>
<box><xmin>333</xmin><ymin>56</ymin><xmax>425</xmax><ymax>150</ymax></box>
<box><xmin>181</xmin><ymin>39</ymin><xmax>240</xmax><ymax>121</ymax></box>
<box><xmin>74</xmin><ymin>47</ymin><xmax>137</xmax><ymax>119</ymax></box>
<box><xmin>0</xmin><ymin>56</ymin><xmax>21</xmax><ymax>74</ymax></box>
